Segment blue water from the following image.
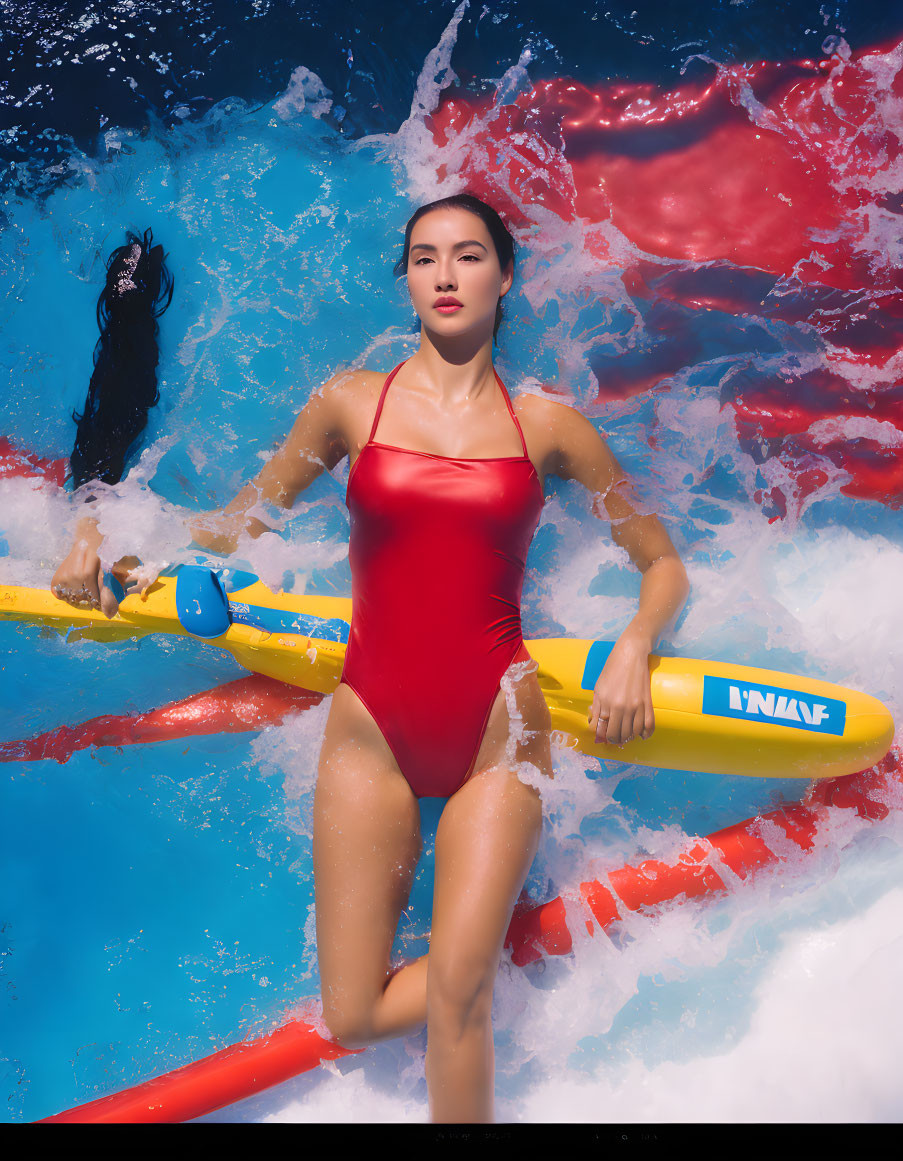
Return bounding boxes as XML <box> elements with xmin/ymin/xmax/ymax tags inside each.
<box><xmin>1</xmin><ymin>0</ymin><xmax>902</xmax><ymax>1125</ymax></box>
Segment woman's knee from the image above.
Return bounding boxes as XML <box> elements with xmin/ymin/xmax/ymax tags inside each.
<box><xmin>320</xmin><ymin>998</ymin><xmax>375</xmax><ymax>1050</ymax></box>
<box><xmin>427</xmin><ymin>951</ymin><xmax>496</xmax><ymax>1032</ymax></box>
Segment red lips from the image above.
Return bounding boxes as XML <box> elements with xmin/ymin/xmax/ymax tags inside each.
<box><xmin>434</xmin><ymin>296</ymin><xmax>463</xmax><ymax>307</ymax></box>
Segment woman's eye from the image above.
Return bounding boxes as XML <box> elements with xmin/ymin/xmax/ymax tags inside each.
<box><xmin>413</xmin><ymin>254</ymin><xmax>479</xmax><ymax>264</ymax></box>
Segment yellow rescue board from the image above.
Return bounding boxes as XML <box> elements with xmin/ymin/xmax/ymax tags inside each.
<box><xmin>0</xmin><ymin>574</ymin><xmax>893</xmax><ymax>780</ymax></box>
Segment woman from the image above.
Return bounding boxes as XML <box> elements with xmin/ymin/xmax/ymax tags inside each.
<box><xmin>52</xmin><ymin>193</ymin><xmax>689</xmax><ymax>1123</ymax></box>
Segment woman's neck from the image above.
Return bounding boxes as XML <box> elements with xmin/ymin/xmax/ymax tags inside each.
<box><xmin>406</xmin><ymin>334</ymin><xmax>497</xmax><ymax>405</ymax></box>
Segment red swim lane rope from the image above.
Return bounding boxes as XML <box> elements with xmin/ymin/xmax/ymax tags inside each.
<box><xmin>38</xmin><ymin>747</ymin><xmax>901</xmax><ymax>1124</ymax></box>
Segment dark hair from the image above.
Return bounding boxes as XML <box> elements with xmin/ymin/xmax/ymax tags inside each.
<box><xmin>393</xmin><ymin>193</ymin><xmax>515</xmax><ymax>343</ymax></box>
<box><xmin>68</xmin><ymin>228</ymin><xmax>174</xmax><ymax>493</ymax></box>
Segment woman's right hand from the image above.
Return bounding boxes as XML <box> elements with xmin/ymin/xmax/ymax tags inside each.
<box><xmin>51</xmin><ymin>547</ymin><xmax>153</xmax><ymax>620</ymax></box>
<box><xmin>51</xmin><ymin>540</ymin><xmax>121</xmax><ymax>619</ymax></box>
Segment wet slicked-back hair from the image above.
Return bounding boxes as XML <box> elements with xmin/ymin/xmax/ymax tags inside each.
<box><xmin>393</xmin><ymin>193</ymin><xmax>515</xmax><ymax>343</ymax></box>
<box><xmin>69</xmin><ymin>227</ymin><xmax>174</xmax><ymax>494</ymax></box>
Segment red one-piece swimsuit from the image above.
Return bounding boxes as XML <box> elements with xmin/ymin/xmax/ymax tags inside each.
<box><xmin>340</xmin><ymin>358</ymin><xmax>545</xmax><ymax>798</ymax></box>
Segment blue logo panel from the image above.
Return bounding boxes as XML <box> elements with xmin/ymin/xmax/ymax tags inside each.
<box><xmin>702</xmin><ymin>675</ymin><xmax>846</xmax><ymax>736</ymax></box>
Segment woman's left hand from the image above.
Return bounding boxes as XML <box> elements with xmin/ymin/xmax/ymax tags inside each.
<box><xmin>111</xmin><ymin>555</ymin><xmax>160</xmax><ymax>599</ymax></box>
<box><xmin>587</xmin><ymin>629</ymin><xmax>655</xmax><ymax>747</ymax></box>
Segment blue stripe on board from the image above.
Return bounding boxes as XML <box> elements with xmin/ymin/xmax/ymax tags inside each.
<box><xmin>581</xmin><ymin>639</ymin><xmax>616</xmax><ymax>689</ymax></box>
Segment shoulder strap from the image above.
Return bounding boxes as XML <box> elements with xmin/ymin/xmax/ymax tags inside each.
<box><xmin>368</xmin><ymin>361</ymin><xmax>528</xmax><ymax>456</ymax></box>
<box><xmin>367</xmin><ymin>360</ymin><xmax>408</xmax><ymax>445</ymax></box>
<box><xmin>494</xmin><ymin>369</ymin><xmax>529</xmax><ymax>457</ymax></box>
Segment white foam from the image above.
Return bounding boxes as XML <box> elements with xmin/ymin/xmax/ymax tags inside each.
<box><xmin>506</xmin><ymin>886</ymin><xmax>903</xmax><ymax>1123</ymax></box>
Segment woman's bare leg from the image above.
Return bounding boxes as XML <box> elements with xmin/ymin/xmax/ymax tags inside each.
<box><xmin>426</xmin><ymin>658</ymin><xmax>552</xmax><ymax>1123</ymax></box>
<box><xmin>314</xmin><ymin>682</ymin><xmax>427</xmax><ymax>1047</ymax></box>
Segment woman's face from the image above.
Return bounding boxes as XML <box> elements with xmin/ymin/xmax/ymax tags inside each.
<box><xmin>406</xmin><ymin>207</ymin><xmax>513</xmax><ymax>339</ymax></box>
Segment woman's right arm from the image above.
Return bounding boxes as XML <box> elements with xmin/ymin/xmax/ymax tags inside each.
<box><xmin>186</xmin><ymin>371</ymin><xmax>352</xmax><ymax>553</ymax></box>
<box><xmin>52</xmin><ymin>371</ymin><xmax>355</xmax><ymax>616</ymax></box>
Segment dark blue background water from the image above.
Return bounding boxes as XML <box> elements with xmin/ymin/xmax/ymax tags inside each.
<box><xmin>2</xmin><ymin>0</ymin><xmax>901</xmax><ymax>199</ymax></box>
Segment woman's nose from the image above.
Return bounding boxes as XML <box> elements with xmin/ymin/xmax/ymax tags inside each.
<box><xmin>434</xmin><ymin>263</ymin><xmax>457</xmax><ymax>290</ymax></box>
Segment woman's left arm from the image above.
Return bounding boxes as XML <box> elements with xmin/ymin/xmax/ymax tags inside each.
<box><xmin>545</xmin><ymin>399</ymin><xmax>691</xmax><ymax>747</ymax></box>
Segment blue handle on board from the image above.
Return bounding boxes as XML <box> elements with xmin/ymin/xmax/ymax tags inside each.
<box><xmin>175</xmin><ymin>566</ymin><xmax>232</xmax><ymax>639</ymax></box>
<box><xmin>173</xmin><ymin>564</ymin><xmax>350</xmax><ymax>644</ymax></box>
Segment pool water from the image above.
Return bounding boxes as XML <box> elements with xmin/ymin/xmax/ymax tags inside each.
<box><xmin>1</xmin><ymin>0</ymin><xmax>901</xmax><ymax>1124</ymax></box>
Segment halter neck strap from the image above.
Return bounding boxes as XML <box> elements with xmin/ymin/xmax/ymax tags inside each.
<box><xmin>367</xmin><ymin>358</ymin><xmax>528</xmax><ymax>457</ymax></box>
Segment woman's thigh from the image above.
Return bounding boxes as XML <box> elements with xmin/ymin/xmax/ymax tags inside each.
<box><xmin>314</xmin><ymin>682</ymin><xmax>422</xmax><ymax>1032</ymax></box>
<box><xmin>428</xmin><ymin>765</ymin><xmax>544</xmax><ymax>1020</ymax></box>
<box><xmin>467</xmin><ymin>652</ymin><xmax>553</xmax><ymax>789</ymax></box>
<box><xmin>429</xmin><ymin>661</ymin><xmax>552</xmax><ymax>1015</ymax></box>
